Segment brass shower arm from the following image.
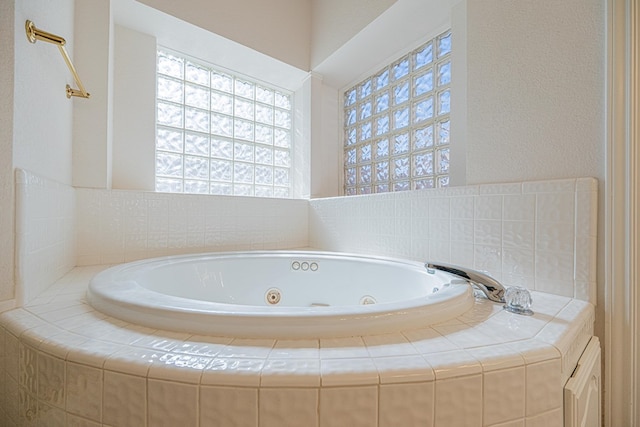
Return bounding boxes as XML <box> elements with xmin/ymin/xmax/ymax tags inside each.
<box><xmin>25</xmin><ymin>20</ymin><xmax>90</xmax><ymax>99</ymax></box>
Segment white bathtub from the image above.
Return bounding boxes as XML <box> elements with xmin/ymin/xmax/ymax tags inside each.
<box><xmin>87</xmin><ymin>251</ymin><xmax>474</xmax><ymax>338</ymax></box>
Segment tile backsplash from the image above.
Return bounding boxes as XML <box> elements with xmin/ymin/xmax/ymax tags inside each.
<box><xmin>309</xmin><ymin>178</ymin><xmax>597</xmax><ymax>302</ymax></box>
<box><xmin>13</xmin><ymin>169</ymin><xmax>597</xmax><ymax>306</ymax></box>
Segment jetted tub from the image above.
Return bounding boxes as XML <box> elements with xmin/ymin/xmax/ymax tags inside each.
<box><xmin>87</xmin><ymin>251</ymin><xmax>475</xmax><ymax>339</ymax></box>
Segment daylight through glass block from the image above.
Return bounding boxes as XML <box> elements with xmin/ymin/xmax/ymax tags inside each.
<box><xmin>343</xmin><ymin>30</ymin><xmax>451</xmax><ymax>195</ymax></box>
<box><xmin>156</xmin><ymin>49</ymin><xmax>292</xmax><ymax>197</ymax></box>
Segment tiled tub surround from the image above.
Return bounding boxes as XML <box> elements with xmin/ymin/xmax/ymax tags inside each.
<box><xmin>310</xmin><ymin>178</ymin><xmax>598</xmax><ymax>303</ymax></box>
<box><xmin>0</xmin><ymin>266</ymin><xmax>594</xmax><ymax>426</ymax></box>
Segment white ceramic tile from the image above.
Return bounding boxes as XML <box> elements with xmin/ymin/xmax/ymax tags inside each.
<box><xmin>450</xmin><ymin>196</ymin><xmax>475</xmax><ymax>219</ymax></box>
<box><xmin>38</xmin><ymin>330</ymin><xmax>89</xmax><ymax>361</ymax></box>
<box><xmin>261</xmin><ymin>358</ymin><xmax>320</xmax><ymax>387</ymax></box>
<box><xmin>37</xmin><ymin>352</ymin><xmax>65</xmax><ymax>409</ymax></box>
<box><xmin>503</xmin><ymin>194</ymin><xmax>536</xmax><ymax>221</ymax></box>
<box><xmin>148</xmin><ymin>379</ymin><xmax>198</xmax><ymax>427</ymax></box>
<box><xmin>483</xmin><ymin>367</ymin><xmax>526</xmax><ymax>425</ymax></box>
<box><xmin>451</xmin><ymin>219</ymin><xmax>474</xmax><ymax>243</ymax></box>
<box><xmin>200</xmin><ymin>357</ymin><xmax>265</xmax><ymax>387</ymax></box>
<box><xmin>104</xmin><ymin>346</ymin><xmax>165</xmax><ymax>377</ymax></box>
<box><xmin>66</xmin><ymin>339</ymin><xmax>125</xmax><ymax>368</ymax></box>
<box><xmin>468</xmin><ymin>344</ymin><xmax>525</xmax><ymax>372</ymax></box>
<box><xmin>434</xmin><ymin>374</ymin><xmax>482</xmax><ymax>427</ymax></box>
<box><xmin>320</xmin><ymin>357</ymin><xmax>379</xmax><ymax>386</ymax></box>
<box><xmin>379</xmin><ymin>382</ymin><xmax>434</xmax><ymax>427</ymax></box>
<box><xmin>432</xmin><ymin>323</ymin><xmax>502</xmax><ymax>349</ymax></box>
<box><xmin>320</xmin><ymin>386</ymin><xmax>378</xmax><ymax>427</ymax></box>
<box><xmin>424</xmin><ymin>350</ymin><xmax>482</xmax><ymax>380</ymax></box>
<box><xmin>65</xmin><ymin>361</ymin><xmax>103</xmax><ymax>422</ymax></box>
<box><xmin>200</xmin><ymin>386</ymin><xmax>258</xmax><ymax>427</ymax></box>
<box><xmin>503</xmin><ymin>221</ymin><xmax>535</xmax><ymax>250</ymax></box>
<box><xmin>475</xmin><ymin>195</ymin><xmax>503</xmax><ymax>220</ymax></box>
<box><xmin>147</xmin><ymin>353</ymin><xmax>211</xmax><ymax>383</ymax></box>
<box><xmin>37</xmin><ymin>402</ymin><xmax>67</xmax><ymax>426</ymax></box>
<box><xmin>319</xmin><ymin>336</ymin><xmax>369</xmax><ymax>359</ymax></box>
<box><xmin>536</xmin><ymin>193</ymin><xmax>575</xmax><ymax>223</ymax></box>
<box><xmin>270</xmin><ymin>339</ymin><xmax>319</xmax><ymax>359</ymax></box>
<box><xmin>173</xmin><ymin>335</ymin><xmax>233</xmax><ymax>357</ymax></box>
<box><xmin>260</xmin><ymin>388</ymin><xmax>318</xmax><ymax>427</ymax></box>
<box><xmin>523</xmin><ymin>179</ymin><xmax>575</xmax><ymax>194</ymax></box>
<box><xmin>362</xmin><ymin>333</ymin><xmax>418</xmax><ymax>357</ymax></box>
<box><xmin>525</xmin><ymin>408</ymin><xmax>563</xmax><ymax>427</ymax></box>
<box><xmin>373</xmin><ymin>355</ymin><xmax>434</xmax><ymax>384</ymax></box>
<box><xmin>525</xmin><ymin>359</ymin><xmax>563</xmax><ymax>417</ymax></box>
<box><xmin>217</xmin><ymin>338</ymin><xmax>275</xmax><ymax>359</ymax></box>
<box><xmin>19</xmin><ymin>344</ymin><xmax>38</xmax><ymax>395</ymax></box>
<box><xmin>429</xmin><ymin>198</ymin><xmax>450</xmax><ymax>219</ymax></box>
<box><xmin>103</xmin><ymin>371</ymin><xmax>146</xmax><ymax>427</ymax></box>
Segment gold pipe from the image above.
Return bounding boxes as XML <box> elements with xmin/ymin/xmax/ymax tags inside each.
<box><xmin>25</xmin><ymin>20</ymin><xmax>90</xmax><ymax>99</ymax></box>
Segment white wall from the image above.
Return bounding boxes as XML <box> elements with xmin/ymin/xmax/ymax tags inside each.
<box><xmin>137</xmin><ymin>0</ymin><xmax>312</xmax><ymax>71</ymax></box>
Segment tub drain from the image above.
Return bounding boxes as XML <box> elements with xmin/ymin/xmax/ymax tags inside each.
<box><xmin>265</xmin><ymin>288</ymin><xmax>282</xmax><ymax>305</ymax></box>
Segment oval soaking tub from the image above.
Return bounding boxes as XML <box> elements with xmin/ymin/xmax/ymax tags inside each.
<box><xmin>87</xmin><ymin>251</ymin><xmax>474</xmax><ymax>339</ymax></box>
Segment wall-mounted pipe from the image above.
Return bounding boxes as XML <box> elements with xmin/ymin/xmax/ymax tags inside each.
<box><xmin>25</xmin><ymin>20</ymin><xmax>90</xmax><ymax>99</ymax></box>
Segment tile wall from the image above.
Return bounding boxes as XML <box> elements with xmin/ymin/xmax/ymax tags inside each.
<box><xmin>15</xmin><ymin>170</ymin><xmax>75</xmax><ymax>305</ymax></box>
<box><xmin>310</xmin><ymin>178</ymin><xmax>598</xmax><ymax>302</ymax></box>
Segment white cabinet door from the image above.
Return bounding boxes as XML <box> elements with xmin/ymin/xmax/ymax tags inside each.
<box><xmin>564</xmin><ymin>336</ymin><xmax>601</xmax><ymax>427</ymax></box>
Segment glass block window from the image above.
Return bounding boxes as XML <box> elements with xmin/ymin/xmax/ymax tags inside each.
<box><xmin>156</xmin><ymin>49</ymin><xmax>293</xmax><ymax>198</ymax></box>
<box><xmin>343</xmin><ymin>30</ymin><xmax>451</xmax><ymax>195</ymax></box>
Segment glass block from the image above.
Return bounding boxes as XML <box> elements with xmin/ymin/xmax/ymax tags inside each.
<box><xmin>255</xmin><ymin>125</ymin><xmax>274</xmax><ymax>145</ymax></box>
<box><xmin>394</xmin><ymin>181</ymin><xmax>410</xmax><ymax>192</ymax></box>
<box><xmin>156</xmin><ymin>177</ymin><xmax>182</xmax><ymax>193</ymax></box>
<box><xmin>359</xmin><ymin>164</ymin><xmax>371</xmax><ymax>184</ymax></box>
<box><xmin>211</xmin><ymin>71</ymin><xmax>233</xmax><ymax>93</ymax></box>
<box><xmin>375</xmin><ymin>92</ymin><xmax>390</xmax><ymax>113</ymax></box>
<box><xmin>346</xmin><ymin>168</ymin><xmax>356</xmax><ymax>186</ymax></box>
<box><xmin>360</xmin><ymin>101</ymin><xmax>372</xmax><ymax>120</ymax></box>
<box><xmin>255</xmin><ymin>165</ymin><xmax>273</xmax><ymax>184</ymax></box>
<box><xmin>184</xmin><ymin>180</ymin><xmax>209</xmax><ymax>194</ymax></box>
<box><xmin>210</xmin><ymin>182</ymin><xmax>232</xmax><ymax>195</ymax></box>
<box><xmin>359</xmin><ymin>143</ymin><xmax>372</xmax><ymax>163</ymax></box>
<box><xmin>256</xmin><ymin>86</ymin><xmax>274</xmax><ymax>104</ymax></box>
<box><xmin>255</xmin><ymin>186</ymin><xmax>274</xmax><ymax>197</ymax></box>
<box><xmin>438</xmin><ymin>175</ymin><xmax>450</xmax><ymax>187</ymax></box>
<box><xmin>438</xmin><ymin>61</ymin><xmax>451</xmax><ymax>86</ymax></box>
<box><xmin>157</xmin><ymin>128</ymin><xmax>183</xmax><ymax>153</ymax></box>
<box><xmin>157</xmin><ymin>76</ymin><xmax>183</xmax><ymax>103</ymax></box>
<box><xmin>234</xmin><ymin>142</ymin><xmax>254</xmax><ymax>162</ymax></box>
<box><xmin>274</xmin><ymin>149</ymin><xmax>290</xmax><ymax>167</ymax></box>
<box><xmin>256</xmin><ymin>146</ymin><xmax>273</xmax><ymax>165</ymax></box>
<box><xmin>344</xmin><ymin>88</ymin><xmax>356</xmax><ymax>106</ymax></box>
<box><xmin>393</xmin><ymin>156</ymin><xmax>410</xmax><ymax>180</ymax></box>
<box><xmin>185</xmin><ymin>107</ymin><xmax>209</xmax><ymax>133</ymax></box>
<box><xmin>275</xmin><ymin>92</ymin><xmax>291</xmax><ymax>110</ymax></box>
<box><xmin>359</xmin><ymin>186</ymin><xmax>372</xmax><ymax>195</ymax></box>
<box><xmin>360</xmin><ymin>121</ymin><xmax>372</xmax><ymax>141</ymax></box>
<box><xmin>256</xmin><ymin>104</ymin><xmax>274</xmax><ymax>124</ymax></box>
<box><xmin>274</xmin><ymin>109</ymin><xmax>291</xmax><ymax>129</ymax></box>
<box><xmin>274</xmin><ymin>129</ymin><xmax>291</xmax><ymax>148</ymax></box>
<box><xmin>234</xmin><ymin>119</ymin><xmax>254</xmax><ymax>141</ymax></box>
<box><xmin>346</xmin><ymin>148</ymin><xmax>356</xmax><ymax>165</ymax></box>
<box><xmin>234</xmin><ymin>163</ymin><xmax>254</xmax><ymax>183</ymax></box>
<box><xmin>375</xmin><ymin>115</ymin><xmax>390</xmax><ymax>136</ymax></box>
<box><xmin>393</xmin><ymin>81</ymin><xmax>410</xmax><ymax>105</ymax></box>
<box><xmin>185</xmin><ymin>132</ymin><xmax>209</xmax><ymax>156</ymax></box>
<box><xmin>414</xmin><ymin>71</ymin><xmax>434</xmax><ymax>97</ymax></box>
<box><xmin>157</xmin><ymin>51</ymin><xmax>184</xmax><ymax>79</ymax></box>
<box><xmin>392</xmin><ymin>56</ymin><xmax>410</xmax><ymax>81</ymax></box>
<box><xmin>437</xmin><ymin>31</ymin><xmax>452</xmax><ymax>58</ymax></box>
<box><xmin>359</xmin><ymin>79</ymin><xmax>372</xmax><ymax>99</ymax></box>
<box><xmin>156</xmin><ymin>152</ymin><xmax>183</xmax><ymax>177</ymax></box>
<box><xmin>210</xmin><ymin>137</ymin><xmax>233</xmax><ymax>159</ymax></box>
<box><xmin>210</xmin><ymin>159</ymin><xmax>232</xmax><ymax>181</ymax></box>
<box><xmin>375</xmin><ymin>184</ymin><xmax>390</xmax><ymax>193</ymax></box>
<box><xmin>376</xmin><ymin>139</ymin><xmax>389</xmax><ymax>158</ymax></box>
<box><xmin>413</xmin><ymin>152</ymin><xmax>434</xmax><ymax>177</ymax></box>
<box><xmin>211</xmin><ymin>92</ymin><xmax>233</xmax><ymax>114</ymax></box>
<box><xmin>375</xmin><ymin>161</ymin><xmax>389</xmax><ymax>182</ymax></box>
<box><xmin>394</xmin><ymin>133</ymin><xmax>410</xmax><ymax>155</ymax></box>
<box><xmin>345</xmin><ymin>187</ymin><xmax>356</xmax><ymax>196</ymax></box>
<box><xmin>345</xmin><ymin>108</ymin><xmax>357</xmax><ymax>126</ymax></box>
<box><xmin>185</xmin><ymin>61</ymin><xmax>210</xmax><ymax>86</ymax></box>
<box><xmin>376</xmin><ymin>69</ymin><xmax>389</xmax><ymax>90</ymax></box>
<box><xmin>210</xmin><ymin>113</ymin><xmax>233</xmax><ymax>137</ymax></box>
<box><xmin>184</xmin><ymin>155</ymin><xmax>209</xmax><ymax>179</ymax></box>
<box><xmin>274</xmin><ymin>187</ymin><xmax>289</xmax><ymax>198</ymax></box>
<box><xmin>415</xmin><ymin>178</ymin><xmax>435</xmax><ymax>190</ymax></box>
<box><xmin>437</xmin><ymin>148</ymin><xmax>450</xmax><ymax>173</ymax></box>
<box><xmin>438</xmin><ymin>90</ymin><xmax>451</xmax><ymax>115</ymax></box>
<box><xmin>185</xmin><ymin>83</ymin><xmax>209</xmax><ymax>109</ymax></box>
<box><xmin>414</xmin><ymin>98</ymin><xmax>434</xmax><ymax>123</ymax></box>
<box><xmin>235</xmin><ymin>99</ymin><xmax>254</xmax><ymax>120</ymax></box>
<box><xmin>437</xmin><ymin>120</ymin><xmax>450</xmax><ymax>145</ymax></box>
<box><xmin>413</xmin><ymin>125</ymin><xmax>434</xmax><ymax>149</ymax></box>
<box><xmin>157</xmin><ymin>102</ymin><xmax>183</xmax><ymax>127</ymax></box>
<box><xmin>414</xmin><ymin>43</ymin><xmax>433</xmax><ymax>70</ymax></box>
<box><xmin>234</xmin><ymin>184</ymin><xmax>253</xmax><ymax>196</ymax></box>
<box><xmin>274</xmin><ymin>168</ymin><xmax>290</xmax><ymax>185</ymax></box>
<box><xmin>235</xmin><ymin>80</ymin><xmax>254</xmax><ymax>99</ymax></box>
<box><xmin>346</xmin><ymin>127</ymin><xmax>357</xmax><ymax>146</ymax></box>
<box><xmin>393</xmin><ymin>107</ymin><xmax>409</xmax><ymax>129</ymax></box>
